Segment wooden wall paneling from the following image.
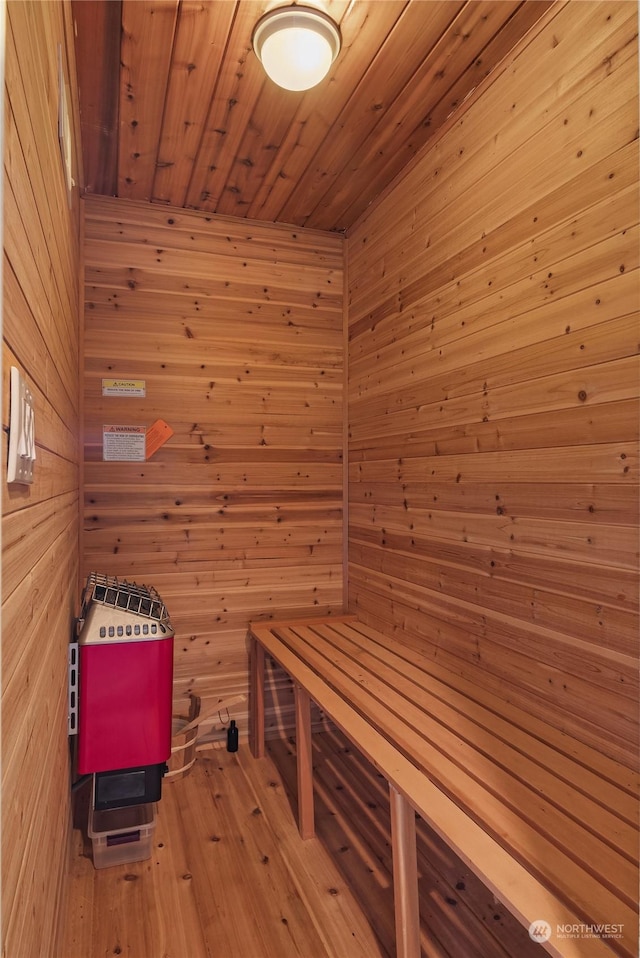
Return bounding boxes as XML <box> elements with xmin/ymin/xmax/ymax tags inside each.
<box><xmin>354</xmin><ymin>334</ymin><xmax>637</xmax><ymax>428</ymax></box>
<box><xmin>348</xmin><ymin>537</ymin><xmax>636</xmax><ymax>658</ymax></box>
<box><xmin>348</xmin><ymin>180</ymin><xmax>638</xmax><ymax>378</ymax></box>
<box><xmin>82</xmin><ymin>196</ymin><xmax>344</xmax><ymax>736</ymax></box>
<box><xmin>1</xmin><ymin>347</ymin><xmax>78</xmax><ymax>487</ymax></box>
<box><xmin>3</xmin><ymin>1</ymin><xmax>83</xmax><ymax>956</ymax></box>
<box><xmin>347</xmin><ymin>577</ymin><xmax>637</xmax><ymax>771</ymax></box>
<box><xmin>349</xmin><ymin>142</ymin><xmax>637</xmax><ymax>345</ymax></box>
<box><xmin>346</xmin><ymin>565</ymin><xmax>637</xmax><ymax>708</ymax></box>
<box><xmin>2</xmin><ymin>684</ymin><xmax>71</xmax><ymax>955</ymax></box>
<box><xmin>349</xmin><ymin>307</ymin><xmax>639</xmax><ymax>439</ymax></box>
<box><xmin>2</xmin><ymin>258</ymin><xmax>78</xmax><ymax>434</ymax></box>
<box><xmin>349</xmin><ymin>472</ymin><xmax>638</xmax><ymax>526</ymax></box>
<box><xmin>7</xmin><ymin>3</ymin><xmax>81</xmax><ymax>330</ymax></box>
<box><xmin>83</xmin><ymin>269</ymin><xmax>343</xmax><ymax>315</ymax></box>
<box><xmin>2</xmin><ymin>600</ymin><xmax>71</xmax><ymax>926</ymax></box>
<box><xmin>4</xmin><ymin>103</ymin><xmax>78</xmax><ymax>398</ymax></box>
<box><xmin>347</xmin><ymin>517</ymin><xmax>638</xmax><ymax>629</ymax></box>
<box><xmin>347</xmin><ymin>4</ymin><xmax>638</xmax><ymax>306</ymax></box>
<box><xmin>349</xmin><ymin>441</ymin><xmax>636</xmax><ymax>485</ymax></box>
<box><xmin>1</xmin><ymin>499</ymin><xmax>79</xmax><ymax>703</ymax></box>
<box><xmin>348</xmin><ymin>144</ymin><xmax>638</xmax><ymax>354</ymax></box>
<box><xmin>343</xmin><ymin>222</ymin><xmax>350</xmax><ymax>608</ymax></box>
<box><xmin>348</xmin><ymin>514</ymin><xmax>637</xmax><ymax>587</ymax></box>
<box><xmin>349</xmin><ymin>397</ymin><xmax>638</xmax><ymax>464</ymax></box>
<box><xmin>345</xmin><ymin>1</ymin><xmax>639</xmax><ymax>767</ymax></box>
<box><xmin>3</xmin><ymin>482</ymin><xmax>79</xmax><ymax>600</ymax></box>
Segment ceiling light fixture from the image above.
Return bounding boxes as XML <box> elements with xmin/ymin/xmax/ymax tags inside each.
<box><xmin>252</xmin><ymin>5</ymin><xmax>341</xmax><ymax>92</ymax></box>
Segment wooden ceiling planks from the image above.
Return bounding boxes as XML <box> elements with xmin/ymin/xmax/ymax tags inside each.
<box><xmin>298</xmin><ymin>0</ymin><xmax>517</xmax><ymax>230</ymax></box>
<box><xmin>119</xmin><ymin>0</ymin><xmax>180</xmax><ymax>199</ymax></box>
<box><xmin>245</xmin><ymin>0</ymin><xmax>407</xmax><ymax>223</ymax></box>
<box><xmin>72</xmin><ymin>0</ymin><xmax>121</xmax><ymax>196</ymax></box>
<box><xmin>276</xmin><ymin>0</ymin><xmax>465</xmax><ymax>227</ymax></box>
<box><xmin>153</xmin><ymin>0</ymin><xmax>238</xmax><ymax>207</ymax></box>
<box><xmin>184</xmin><ymin>0</ymin><xmax>271</xmax><ymax>212</ymax></box>
<box><xmin>73</xmin><ymin>0</ymin><xmax>555</xmax><ymax>232</ymax></box>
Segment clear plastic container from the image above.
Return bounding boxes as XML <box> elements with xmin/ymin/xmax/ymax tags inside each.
<box><xmin>88</xmin><ymin>801</ymin><xmax>156</xmax><ymax>869</ymax></box>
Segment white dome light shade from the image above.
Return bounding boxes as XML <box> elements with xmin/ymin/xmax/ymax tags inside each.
<box><xmin>252</xmin><ymin>6</ymin><xmax>341</xmax><ymax>92</ymax></box>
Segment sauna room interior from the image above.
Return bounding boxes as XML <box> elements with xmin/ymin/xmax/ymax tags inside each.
<box><xmin>3</xmin><ymin>1</ymin><xmax>638</xmax><ymax>957</ymax></box>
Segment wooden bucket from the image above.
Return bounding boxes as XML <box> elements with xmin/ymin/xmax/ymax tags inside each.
<box><xmin>165</xmin><ymin>695</ymin><xmax>200</xmax><ymax>783</ymax></box>
<box><xmin>165</xmin><ymin>718</ymin><xmax>198</xmax><ymax>781</ymax></box>
<box><xmin>164</xmin><ymin>693</ymin><xmax>246</xmax><ymax>781</ymax></box>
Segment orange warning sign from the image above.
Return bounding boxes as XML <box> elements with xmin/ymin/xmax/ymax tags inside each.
<box><xmin>145</xmin><ymin>419</ymin><xmax>174</xmax><ymax>459</ymax></box>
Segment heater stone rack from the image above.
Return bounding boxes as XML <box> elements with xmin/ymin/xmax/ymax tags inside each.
<box><xmin>82</xmin><ymin>573</ymin><xmax>170</xmax><ymax>623</ymax></box>
<box><xmin>76</xmin><ymin>574</ymin><xmax>174</xmax><ymax>643</ymax></box>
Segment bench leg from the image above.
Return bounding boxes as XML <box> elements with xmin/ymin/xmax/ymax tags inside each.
<box><xmin>389</xmin><ymin>784</ymin><xmax>420</xmax><ymax>958</ymax></box>
<box><xmin>294</xmin><ymin>683</ymin><xmax>315</xmax><ymax>839</ymax></box>
<box><xmin>250</xmin><ymin>638</ymin><xmax>265</xmax><ymax>759</ymax></box>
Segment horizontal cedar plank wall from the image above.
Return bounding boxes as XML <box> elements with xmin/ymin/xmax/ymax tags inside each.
<box><xmin>345</xmin><ymin>1</ymin><xmax>639</xmax><ymax>769</ymax></box>
<box><xmin>2</xmin><ymin>1</ymin><xmax>83</xmax><ymax>956</ymax></box>
<box><xmin>82</xmin><ymin>195</ymin><xmax>344</xmax><ymax>730</ymax></box>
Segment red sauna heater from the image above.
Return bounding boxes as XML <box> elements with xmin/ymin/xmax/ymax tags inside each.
<box><xmin>76</xmin><ymin>573</ymin><xmax>174</xmax><ymax>809</ymax></box>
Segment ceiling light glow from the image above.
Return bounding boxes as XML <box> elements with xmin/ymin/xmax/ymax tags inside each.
<box><xmin>252</xmin><ymin>6</ymin><xmax>341</xmax><ymax>92</ymax></box>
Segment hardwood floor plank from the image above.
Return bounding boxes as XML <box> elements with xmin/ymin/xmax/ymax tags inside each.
<box><xmin>197</xmin><ymin>750</ymin><xmax>331</xmax><ymax>957</ymax></box>
<box><xmin>61</xmin><ymin>742</ymin><xmax>388</xmax><ymax>958</ymax></box>
<box><xmin>61</xmin><ymin>735</ymin><xmax>546</xmax><ymax>958</ymax></box>
<box><xmin>270</xmin><ymin>730</ymin><xmax>544</xmax><ymax>958</ymax></box>
<box><xmin>241</xmin><ymin>743</ymin><xmax>389</xmax><ymax>958</ymax></box>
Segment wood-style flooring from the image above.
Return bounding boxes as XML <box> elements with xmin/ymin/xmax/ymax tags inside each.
<box><xmin>60</xmin><ymin>729</ymin><xmax>539</xmax><ymax>958</ymax></box>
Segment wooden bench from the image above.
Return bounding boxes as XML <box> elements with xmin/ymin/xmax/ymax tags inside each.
<box><xmin>249</xmin><ymin>615</ymin><xmax>638</xmax><ymax>958</ymax></box>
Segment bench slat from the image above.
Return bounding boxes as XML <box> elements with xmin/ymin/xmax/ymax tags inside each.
<box><xmin>332</xmin><ymin>620</ymin><xmax>639</xmax><ymax>821</ymax></box>
<box><xmin>273</xmin><ymin>624</ymin><xmax>637</xmax><ymax>927</ymax></box>
<box><xmin>321</xmin><ymin>621</ymin><xmax>636</xmax><ymax>852</ymax></box>
<box><xmin>351</xmin><ymin>620</ymin><xmax>639</xmax><ymax>792</ymax></box>
<box><xmin>250</xmin><ymin>618</ymin><xmax>639</xmax><ymax>958</ymax></box>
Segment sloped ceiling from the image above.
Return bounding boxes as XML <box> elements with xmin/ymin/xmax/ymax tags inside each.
<box><xmin>72</xmin><ymin>0</ymin><xmax>553</xmax><ymax>232</ymax></box>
